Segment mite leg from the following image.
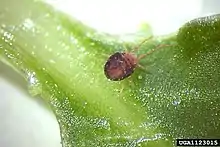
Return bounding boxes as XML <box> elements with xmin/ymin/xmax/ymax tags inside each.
<box><xmin>115</xmin><ymin>84</ymin><xmax>124</xmax><ymax>98</ymax></box>
<box><xmin>137</xmin><ymin>64</ymin><xmax>146</xmax><ymax>70</ymax></box>
<box><xmin>125</xmin><ymin>75</ymin><xmax>136</xmax><ymax>89</ymax></box>
<box><xmin>137</xmin><ymin>44</ymin><xmax>172</xmax><ymax>60</ymax></box>
<box><xmin>119</xmin><ymin>84</ymin><xmax>124</xmax><ymax>94</ymax></box>
<box><xmin>137</xmin><ymin>64</ymin><xmax>152</xmax><ymax>74</ymax></box>
<box><xmin>113</xmin><ymin>81</ymin><xmax>124</xmax><ymax>94</ymax></box>
<box><xmin>130</xmin><ymin>36</ymin><xmax>153</xmax><ymax>53</ymax></box>
<box><xmin>117</xmin><ymin>79</ymin><xmax>132</xmax><ymax>95</ymax></box>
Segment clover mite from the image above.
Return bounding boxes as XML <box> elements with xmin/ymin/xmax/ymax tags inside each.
<box><xmin>104</xmin><ymin>36</ymin><xmax>170</xmax><ymax>81</ymax></box>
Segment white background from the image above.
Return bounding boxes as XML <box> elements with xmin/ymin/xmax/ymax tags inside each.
<box><xmin>0</xmin><ymin>0</ymin><xmax>220</xmax><ymax>147</ymax></box>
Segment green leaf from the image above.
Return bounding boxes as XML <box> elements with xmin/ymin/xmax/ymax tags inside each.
<box><xmin>0</xmin><ymin>0</ymin><xmax>220</xmax><ymax>147</ymax></box>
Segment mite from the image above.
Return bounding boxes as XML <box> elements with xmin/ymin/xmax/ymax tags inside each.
<box><xmin>104</xmin><ymin>36</ymin><xmax>170</xmax><ymax>81</ymax></box>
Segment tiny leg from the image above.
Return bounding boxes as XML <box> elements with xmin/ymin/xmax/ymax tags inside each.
<box><xmin>130</xmin><ymin>36</ymin><xmax>153</xmax><ymax>52</ymax></box>
<box><xmin>137</xmin><ymin>64</ymin><xmax>152</xmax><ymax>74</ymax></box>
<box><xmin>116</xmin><ymin>84</ymin><xmax>124</xmax><ymax>98</ymax></box>
<box><xmin>119</xmin><ymin>84</ymin><xmax>124</xmax><ymax>94</ymax></box>
<box><xmin>137</xmin><ymin>44</ymin><xmax>173</xmax><ymax>60</ymax></box>
<box><xmin>137</xmin><ymin>64</ymin><xmax>146</xmax><ymax>70</ymax></box>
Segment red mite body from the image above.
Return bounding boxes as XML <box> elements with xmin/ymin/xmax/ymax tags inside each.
<box><xmin>104</xmin><ymin>52</ymin><xmax>138</xmax><ymax>81</ymax></box>
<box><xmin>104</xmin><ymin>36</ymin><xmax>170</xmax><ymax>81</ymax></box>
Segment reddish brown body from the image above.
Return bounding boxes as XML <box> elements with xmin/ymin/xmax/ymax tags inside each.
<box><xmin>104</xmin><ymin>36</ymin><xmax>170</xmax><ymax>81</ymax></box>
<box><xmin>104</xmin><ymin>52</ymin><xmax>138</xmax><ymax>81</ymax></box>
